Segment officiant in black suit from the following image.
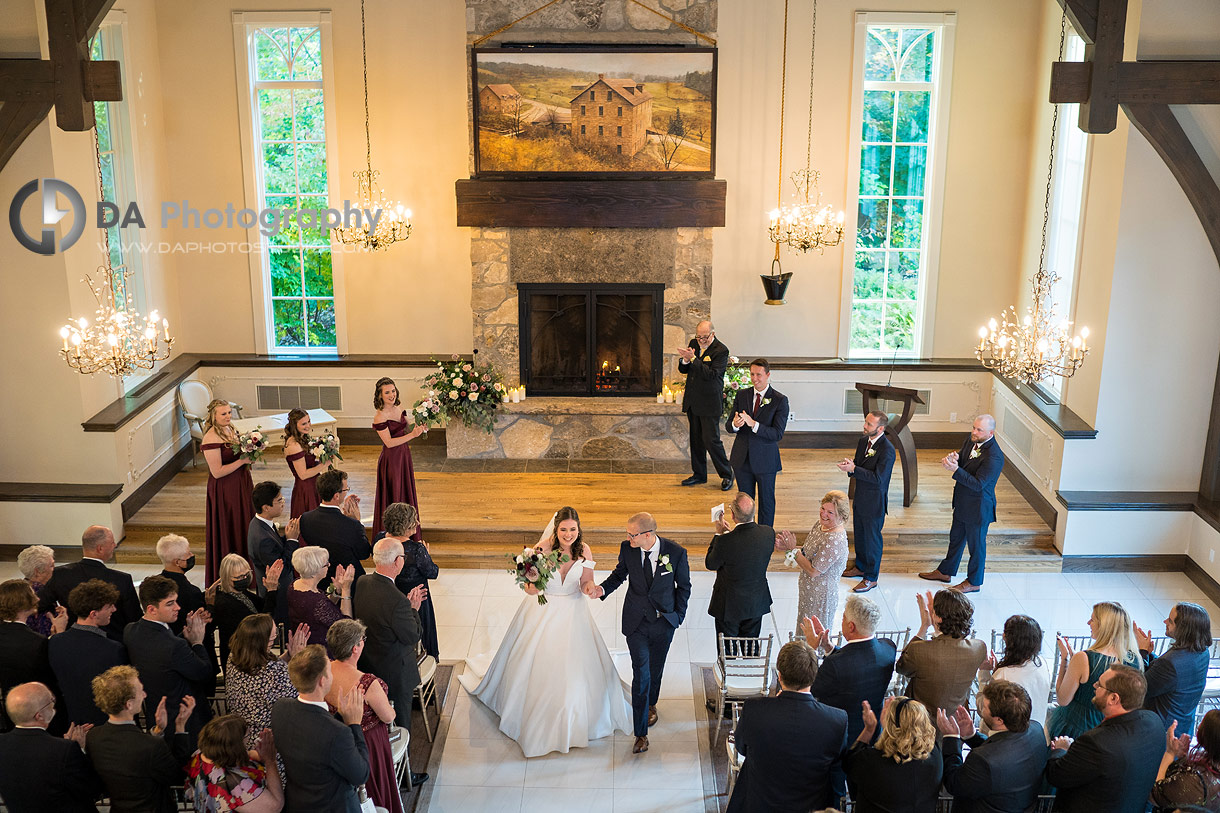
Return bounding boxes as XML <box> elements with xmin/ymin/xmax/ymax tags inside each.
<box><xmin>725</xmin><ymin>359</ymin><xmax>790</xmax><ymax>527</ymax></box>
<box><xmin>839</xmin><ymin>411</ymin><xmax>896</xmax><ymax>593</ymax></box>
<box><xmin>586</xmin><ymin>512</ymin><xmax>691</xmax><ymax>755</ymax></box>
<box><xmin>706</xmin><ymin>492</ymin><xmax>774</xmax><ymax>648</ymax></box>
<box><xmin>678</xmin><ymin>320</ymin><xmax>734</xmax><ymax>491</ymax></box>
<box><xmin>920</xmin><ymin>414</ymin><xmax>1005</xmax><ymax>593</ymax></box>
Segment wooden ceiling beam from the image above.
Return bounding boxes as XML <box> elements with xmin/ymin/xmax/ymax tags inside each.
<box><xmin>1053</xmin><ymin>61</ymin><xmax>1220</xmax><ymax>106</ymax></box>
<box><xmin>1078</xmin><ymin>0</ymin><xmax>1127</xmax><ymax>134</ymax></box>
<box><xmin>1056</xmin><ymin>0</ymin><xmax>1099</xmax><ymax>42</ymax></box>
<box><xmin>0</xmin><ymin>100</ymin><xmax>55</xmax><ymax>172</ymax></box>
<box><xmin>0</xmin><ymin>59</ymin><xmax>120</xmax><ymax>103</ymax></box>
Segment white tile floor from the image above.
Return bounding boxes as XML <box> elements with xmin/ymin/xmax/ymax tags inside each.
<box><xmin>419</xmin><ymin>567</ymin><xmax>1220</xmax><ymax>813</ymax></box>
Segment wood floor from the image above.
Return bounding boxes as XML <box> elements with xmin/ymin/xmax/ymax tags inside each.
<box><xmin>122</xmin><ymin>445</ymin><xmax>1059</xmax><ymax>573</ymax></box>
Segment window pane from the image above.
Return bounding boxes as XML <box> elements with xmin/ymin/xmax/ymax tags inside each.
<box><xmin>896</xmin><ymin>91</ymin><xmax>931</xmax><ymax>144</ymax></box>
<box><xmin>270</xmin><ymin>248</ymin><xmax>303</xmax><ymax>296</ymax></box>
<box><xmin>255</xmin><ymin>29</ymin><xmax>292</xmax><ymax>81</ymax></box>
<box><xmin>107</xmin><ymin>228</ymin><xmax>124</xmax><ymax>268</ymax></box>
<box><xmin>860</xmin><ymin>145</ymin><xmax>892</xmax><ymax>195</ymax></box>
<box><xmin>851</xmin><ymin>303</ymin><xmax>883</xmax><ymax>352</ymax></box>
<box><xmin>290</xmin><ymin>28</ymin><xmax>322</xmax><ymax>80</ymax></box>
<box><xmin>884</xmin><ymin>301</ymin><xmax>916</xmax><ymax>350</ymax></box>
<box><xmin>258</xmin><ymin>89</ymin><xmax>293</xmax><ymax>140</ymax></box>
<box><xmin>298</xmin><ymin>195</ymin><xmax>330</xmax><ymax>246</ymax></box>
<box><xmin>862</xmin><ymin>90</ymin><xmax>894</xmax><ymax>143</ymax></box>
<box><xmin>306</xmin><ymin>299</ymin><xmax>336</xmax><ymax>347</ymax></box>
<box><xmin>853</xmin><ymin>252</ymin><xmax>884</xmax><ymax>299</ymax></box>
<box><xmin>303</xmin><ymin>249</ymin><xmax>332</xmax><ymax>296</ymax></box>
<box><xmin>293</xmin><ymin>89</ymin><xmax>325</xmax><ymax>141</ymax></box>
<box><xmin>273</xmin><ymin>298</ymin><xmax>305</xmax><ymax>347</ymax></box>
<box><xmin>99</xmin><ymin>153</ymin><xmax>116</xmax><ymax>199</ymax></box>
<box><xmin>295</xmin><ymin>143</ymin><xmax>327</xmax><ymax>193</ymax></box>
<box><xmin>890</xmin><ymin>200</ymin><xmax>923</xmax><ymax>249</ymax></box>
<box><xmin>262</xmin><ymin>142</ymin><xmax>296</xmax><ymax>193</ymax></box>
<box><xmin>892</xmin><ymin>146</ymin><xmax>927</xmax><ymax>197</ymax></box>
<box><xmin>96</xmin><ymin>106</ymin><xmax>112</xmax><ymax>152</ymax></box>
<box><xmin>857</xmin><ymin>199</ymin><xmax>890</xmax><ymax>248</ymax></box>
<box><xmin>865</xmin><ymin>29</ymin><xmax>898</xmax><ymax>81</ymax></box>
<box><xmin>886</xmin><ymin>251</ymin><xmax>919</xmax><ymax>300</ymax></box>
<box><xmin>898</xmin><ymin>30</ymin><xmax>935</xmax><ymax>82</ymax></box>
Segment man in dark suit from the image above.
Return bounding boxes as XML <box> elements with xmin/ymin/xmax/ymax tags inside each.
<box><xmin>937</xmin><ymin>680</ymin><xmax>1049</xmax><ymax>813</ymax></box>
<box><xmin>724</xmin><ymin>358</ymin><xmax>790</xmax><ymax>527</ymax></box>
<box><xmin>0</xmin><ymin>681</ymin><xmax>102</xmax><ymax>812</ymax></box>
<box><xmin>48</xmin><ymin>580</ymin><xmax>127</xmax><ymax>726</ymax></box>
<box><xmin>678</xmin><ymin>320</ymin><xmax>734</xmax><ymax>491</ymax></box>
<box><xmin>153</xmin><ymin>533</ymin><xmax>217</xmax><ymax>693</ymax></box>
<box><xmin>272</xmin><ymin>645</ymin><xmax>370</xmax><ymax>813</ymax></box>
<box><xmin>353</xmin><ymin>537</ymin><xmax>424</xmax><ymax>728</ymax></box>
<box><xmin>706</xmin><ymin>492</ymin><xmax>774</xmax><ymax>650</ymax></box>
<box><xmin>300</xmin><ymin>469</ymin><xmax>372</xmax><ymax>592</ymax></box>
<box><xmin>249</xmin><ymin>481</ymin><xmax>299</xmax><ymax>623</ymax></box>
<box><xmin>920</xmin><ymin>414</ymin><xmax>1005</xmax><ymax>592</ymax></box>
<box><xmin>1045</xmin><ymin>664</ymin><xmax>1166</xmax><ymax>813</ymax></box>
<box><xmin>727</xmin><ymin>641</ymin><xmax>848</xmax><ymax>813</ymax></box>
<box><xmin>587</xmin><ymin>512</ymin><xmax>691</xmax><ymax>754</ymax></box>
<box><xmin>38</xmin><ymin>526</ymin><xmax>139</xmax><ymax>642</ymax></box>
<box><xmin>0</xmin><ymin>580</ymin><xmax>58</xmax><ymax>734</ymax></box>
<box><xmin>1134</xmin><ymin>601</ymin><xmax>1212</xmax><ymax>732</ymax></box>
<box><xmin>122</xmin><ymin>575</ymin><xmax>213</xmax><ymax>736</ymax></box>
<box><xmin>806</xmin><ymin>594</ymin><xmax>897</xmax><ymax>744</ymax></box>
<box><xmin>85</xmin><ymin>665</ymin><xmax>196</xmax><ymax>813</ymax></box>
<box><xmin>839</xmin><ymin>410</ymin><xmax>896</xmax><ymax>593</ymax></box>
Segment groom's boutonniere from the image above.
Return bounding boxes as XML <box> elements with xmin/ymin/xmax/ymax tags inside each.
<box><xmin>659</xmin><ymin>554</ymin><xmax>673</xmax><ymax>574</ymax></box>
<box><xmin>866</xmin><ymin>448</ymin><xmax>876</xmax><ymax>458</ymax></box>
<box><xmin>969</xmin><ymin>447</ymin><xmax>982</xmax><ymax>460</ymax></box>
<box><xmin>761</xmin><ymin>398</ymin><xmax>771</xmax><ymax>407</ymax></box>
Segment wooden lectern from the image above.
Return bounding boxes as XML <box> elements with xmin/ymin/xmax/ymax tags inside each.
<box><xmin>853</xmin><ymin>382</ymin><xmax>925</xmax><ymax>508</ymax></box>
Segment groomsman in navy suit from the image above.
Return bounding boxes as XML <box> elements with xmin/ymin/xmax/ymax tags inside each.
<box><xmin>839</xmin><ymin>411</ymin><xmax>895</xmax><ymax>594</ymax></box>
<box><xmin>724</xmin><ymin>359</ymin><xmax>790</xmax><ymax>527</ymax></box>
<box><xmin>920</xmin><ymin>414</ymin><xmax>1005</xmax><ymax>593</ymax></box>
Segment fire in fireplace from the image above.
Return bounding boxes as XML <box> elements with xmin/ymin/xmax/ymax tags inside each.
<box><xmin>518</xmin><ymin>283</ymin><xmax>663</xmax><ymax>396</ymax></box>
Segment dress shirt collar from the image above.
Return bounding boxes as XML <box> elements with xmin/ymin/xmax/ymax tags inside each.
<box><xmin>257</xmin><ymin>515</ymin><xmax>277</xmax><ymax>529</ymax></box>
<box><xmin>142</xmin><ymin>617</ymin><xmax>170</xmax><ymax>631</ymax></box>
<box><xmin>644</xmin><ymin>537</ymin><xmax>661</xmax><ymax>558</ymax></box>
<box><xmin>82</xmin><ymin>556</ymin><xmax>108</xmax><ymax>565</ymax></box>
<box><xmin>298</xmin><ymin>698</ymin><xmax>329</xmax><ymax>710</ymax></box>
<box><xmin>320</xmin><ymin>503</ymin><xmax>342</xmax><ymax>510</ymax></box>
<box><xmin>14</xmin><ymin>725</ymin><xmax>48</xmax><ymax>730</ymax></box>
<box><xmin>752</xmin><ymin>386</ymin><xmax>770</xmax><ymax>399</ymax></box>
<box><xmin>842</xmin><ymin>635</ymin><xmax>877</xmax><ymax>646</ymax></box>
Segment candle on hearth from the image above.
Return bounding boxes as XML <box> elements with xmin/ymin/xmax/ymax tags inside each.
<box><xmin>664</xmin><ymin>386</ymin><xmax>674</xmax><ymax>404</ymax></box>
<box><xmin>656</xmin><ymin>392</ymin><xmax>665</xmax><ymax>404</ymax></box>
<box><xmin>519</xmin><ymin>386</ymin><xmax>526</xmax><ymax>400</ymax></box>
<box><xmin>676</xmin><ymin>387</ymin><xmax>684</xmax><ymax>406</ymax></box>
<box><xmin>512</xmin><ymin>388</ymin><xmax>521</xmax><ymax>403</ymax></box>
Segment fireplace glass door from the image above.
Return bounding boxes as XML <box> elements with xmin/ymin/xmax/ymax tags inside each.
<box><xmin>519</xmin><ymin>284</ymin><xmax>663</xmax><ymax>396</ymax></box>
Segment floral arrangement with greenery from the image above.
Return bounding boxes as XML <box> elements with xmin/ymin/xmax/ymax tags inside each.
<box><xmin>721</xmin><ymin>356</ymin><xmax>752</xmax><ymax>419</ymax></box>
<box><xmin>412</xmin><ymin>355</ymin><xmax>506</xmax><ymax>434</ymax></box>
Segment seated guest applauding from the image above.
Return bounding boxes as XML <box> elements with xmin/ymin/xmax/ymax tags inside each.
<box><xmin>38</xmin><ymin>526</ymin><xmax>140</xmax><ymax>642</ymax></box>
<box><xmin>225</xmin><ymin>614</ymin><xmax>307</xmax><ymax>775</ymax></box>
<box><xmin>896</xmin><ymin>590</ymin><xmax>988</xmax><ymax>722</ymax></box>
<box><xmin>86</xmin><ymin>665</ymin><xmax>196</xmax><ymax>813</ymax></box>
<box><xmin>727</xmin><ymin>641</ymin><xmax>848</xmax><ymax>813</ymax></box>
<box><xmin>845</xmin><ymin>696</ymin><xmax>943</xmax><ymax>812</ymax></box>
<box><xmin>1151</xmin><ymin>709</ymin><xmax>1220</xmax><ymax>812</ymax></box>
<box><xmin>48</xmin><ymin>580</ymin><xmax>127</xmax><ymax>726</ymax></box>
<box><xmin>977</xmin><ymin>614</ymin><xmax>1051</xmax><ymax>736</ymax></box>
<box><xmin>938</xmin><ymin>680</ymin><xmax>1049</xmax><ymax>812</ymax></box>
<box><xmin>0</xmin><ymin>681</ymin><xmax>101</xmax><ymax>813</ymax></box>
<box><xmin>288</xmin><ymin>546</ymin><xmax>354</xmax><ymax>648</ymax></box>
<box><xmin>806</xmin><ymin>595</ymin><xmax>898</xmax><ymax>744</ymax></box>
<box><xmin>248</xmin><ymin>481</ymin><xmax>298</xmax><ymax>624</ymax></box>
<box><xmin>271</xmin><ymin>645</ymin><xmax>369</xmax><ymax>813</ymax></box>
<box><xmin>1134</xmin><ymin>602</ymin><xmax>1212</xmax><ymax>733</ymax></box>
<box><xmin>326</xmin><ymin>620</ymin><xmax>415</xmax><ymax>812</ymax></box>
<box><xmin>0</xmin><ymin>580</ymin><xmax>62</xmax><ymax>731</ymax></box>
<box><xmin>1045</xmin><ymin>664</ymin><xmax>1166</xmax><ymax>813</ymax></box>
<box><xmin>1048</xmin><ymin>601</ymin><xmax>1143</xmax><ymax>740</ymax></box>
<box><xmin>212</xmin><ymin>553</ymin><xmax>283</xmax><ymax>668</ymax></box>
<box><xmin>187</xmin><ymin>714</ymin><xmax>283</xmax><ymax>813</ymax></box>
<box><xmin>124</xmin><ymin>575</ymin><xmax>213</xmax><ymax>736</ymax></box>
<box><xmin>298</xmin><ymin>469</ymin><xmax>371</xmax><ymax>590</ymax></box>
<box><xmin>17</xmin><ymin>545</ymin><xmax>57</xmax><ymax>637</ymax></box>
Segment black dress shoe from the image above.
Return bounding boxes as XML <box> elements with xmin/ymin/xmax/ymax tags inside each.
<box><xmin>720</xmin><ymin>477</ymin><xmax>733</xmax><ymax>491</ymax></box>
<box><xmin>681</xmin><ymin>475</ymin><xmax>706</xmax><ymax>486</ymax></box>
<box><xmin>405</xmin><ymin>771</ymin><xmax>429</xmax><ymax>788</ymax></box>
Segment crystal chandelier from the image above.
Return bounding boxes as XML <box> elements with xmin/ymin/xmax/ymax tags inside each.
<box><xmin>59</xmin><ymin>131</ymin><xmax>173</xmax><ymax>377</ymax></box>
<box><xmin>767</xmin><ymin>0</ymin><xmax>844</xmax><ymax>255</ymax></box>
<box><xmin>332</xmin><ymin>0</ymin><xmax>411</xmax><ymax>250</ymax></box>
<box><xmin>976</xmin><ymin>13</ymin><xmax>1088</xmax><ymax>385</ymax></box>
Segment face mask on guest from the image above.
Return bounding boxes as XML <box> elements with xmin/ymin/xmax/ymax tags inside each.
<box><xmin>181</xmin><ymin>554</ymin><xmax>196</xmax><ymax>573</ymax></box>
<box><xmin>234</xmin><ymin>574</ymin><xmax>252</xmax><ymax>591</ymax></box>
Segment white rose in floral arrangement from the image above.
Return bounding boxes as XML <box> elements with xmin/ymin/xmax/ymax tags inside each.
<box><xmin>468</xmin><ymin>391</ymin><xmax>478</xmax><ymax>400</ymax></box>
<box><xmin>453</xmin><ymin>377</ymin><xmax>464</xmax><ymax>387</ymax></box>
<box><xmin>251</xmin><ymin>431</ymin><xmax>262</xmax><ymax>440</ymax></box>
<box><xmin>449</xmin><ymin>391</ymin><xmax>459</xmax><ymax>400</ymax></box>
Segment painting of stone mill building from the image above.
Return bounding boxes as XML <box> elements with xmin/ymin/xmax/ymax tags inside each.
<box><xmin>472</xmin><ymin>48</ymin><xmax>716</xmax><ymax>175</ymax></box>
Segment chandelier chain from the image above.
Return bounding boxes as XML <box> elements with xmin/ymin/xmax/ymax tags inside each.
<box><xmin>361</xmin><ymin>0</ymin><xmax>372</xmax><ymax>179</ymax></box>
<box><xmin>805</xmin><ymin>0</ymin><xmax>817</xmax><ymax>178</ymax></box>
<box><xmin>1036</xmin><ymin>10</ymin><xmax>1067</xmax><ymax>286</ymax></box>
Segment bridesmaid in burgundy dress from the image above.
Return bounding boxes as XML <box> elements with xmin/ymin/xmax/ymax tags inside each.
<box><xmin>371</xmin><ymin>377</ymin><xmax>426</xmax><ymax>539</ymax></box>
<box><xmin>283</xmin><ymin>408</ymin><xmax>327</xmax><ymax>517</ymax></box>
<box><xmin>202</xmin><ymin>399</ymin><xmax>254</xmax><ymax>584</ymax></box>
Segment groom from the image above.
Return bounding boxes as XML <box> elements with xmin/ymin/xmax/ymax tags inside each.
<box><xmin>585</xmin><ymin>512</ymin><xmax>691</xmax><ymax>754</ymax></box>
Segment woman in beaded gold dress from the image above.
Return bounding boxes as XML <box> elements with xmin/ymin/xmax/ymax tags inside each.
<box><xmin>776</xmin><ymin>490</ymin><xmax>850</xmax><ymax>634</ymax></box>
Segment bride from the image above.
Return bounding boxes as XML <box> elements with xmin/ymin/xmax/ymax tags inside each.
<box><xmin>458</xmin><ymin>506</ymin><xmax>633</xmax><ymax>757</ymax></box>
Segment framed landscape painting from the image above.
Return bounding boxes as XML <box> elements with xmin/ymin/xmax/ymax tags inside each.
<box><xmin>472</xmin><ymin>45</ymin><xmax>716</xmax><ymax>178</ymax></box>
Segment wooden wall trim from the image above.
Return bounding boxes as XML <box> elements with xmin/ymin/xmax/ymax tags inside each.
<box><xmin>1055</xmin><ymin>490</ymin><xmax>1198</xmax><ymax>511</ymax></box>
<box><xmin>0</xmin><ymin>482</ymin><xmax>122</xmax><ymax>503</ymax></box>
<box><xmin>1061</xmin><ymin>554</ymin><xmax>1186</xmax><ymax>572</ymax></box>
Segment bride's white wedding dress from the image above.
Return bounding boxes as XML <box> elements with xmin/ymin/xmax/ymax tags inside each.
<box><xmin>458</xmin><ymin>559</ymin><xmax>633</xmax><ymax>757</ymax></box>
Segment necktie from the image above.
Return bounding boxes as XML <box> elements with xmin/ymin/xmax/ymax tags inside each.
<box><xmin>643</xmin><ymin>550</ymin><xmax>654</xmax><ymax>588</ymax></box>
<box><xmin>753</xmin><ymin>393</ymin><xmax>762</xmax><ymax>416</ymax></box>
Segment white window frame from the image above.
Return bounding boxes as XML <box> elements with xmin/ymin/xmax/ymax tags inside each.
<box><xmin>838</xmin><ymin>12</ymin><xmax>957</xmax><ymax>359</ymax></box>
<box><xmin>232</xmin><ymin>11</ymin><xmax>347</xmax><ymax>355</ymax></box>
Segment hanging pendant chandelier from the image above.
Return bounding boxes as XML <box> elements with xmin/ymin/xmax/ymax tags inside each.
<box><xmin>976</xmin><ymin>13</ymin><xmax>1088</xmax><ymax>385</ymax></box>
<box><xmin>332</xmin><ymin>0</ymin><xmax>411</xmax><ymax>250</ymax></box>
<box><xmin>59</xmin><ymin>130</ymin><xmax>173</xmax><ymax>378</ymax></box>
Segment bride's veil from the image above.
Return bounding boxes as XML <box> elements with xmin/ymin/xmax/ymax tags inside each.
<box><xmin>537</xmin><ymin>511</ymin><xmax>557</xmax><ymax>549</ymax></box>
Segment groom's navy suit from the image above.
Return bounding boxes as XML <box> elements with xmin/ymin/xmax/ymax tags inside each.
<box><xmin>725</xmin><ymin>386</ymin><xmax>789</xmax><ymax>527</ymax></box>
<box><xmin>600</xmin><ymin>536</ymin><xmax>691</xmax><ymax>737</ymax></box>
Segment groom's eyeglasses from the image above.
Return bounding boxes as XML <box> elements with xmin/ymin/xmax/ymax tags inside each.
<box><xmin>627</xmin><ymin>529</ymin><xmax>656</xmax><ymax>540</ymax></box>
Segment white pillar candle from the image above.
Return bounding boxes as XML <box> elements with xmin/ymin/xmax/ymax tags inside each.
<box><xmin>656</xmin><ymin>392</ymin><xmax>665</xmax><ymax>403</ymax></box>
<box><xmin>512</xmin><ymin>389</ymin><xmax>521</xmax><ymax>403</ymax></box>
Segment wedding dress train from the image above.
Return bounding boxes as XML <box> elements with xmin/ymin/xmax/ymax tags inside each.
<box><xmin>458</xmin><ymin>560</ymin><xmax>633</xmax><ymax>757</ymax></box>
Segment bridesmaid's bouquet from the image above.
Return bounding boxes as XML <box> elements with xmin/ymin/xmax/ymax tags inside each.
<box><xmin>506</xmin><ymin>546</ymin><xmax>570</xmax><ymax>606</ymax></box>
<box><xmin>412</xmin><ymin>395</ymin><xmax>444</xmax><ymax>429</ymax></box>
<box><xmin>307</xmin><ymin>432</ymin><xmax>343</xmax><ymax>465</ymax></box>
<box><xmin>230</xmin><ymin>427</ymin><xmax>268</xmax><ymax>464</ymax></box>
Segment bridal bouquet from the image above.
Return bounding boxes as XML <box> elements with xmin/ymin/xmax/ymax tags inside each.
<box><xmin>230</xmin><ymin>427</ymin><xmax>268</xmax><ymax>465</ymax></box>
<box><xmin>506</xmin><ymin>546</ymin><xmax>570</xmax><ymax>606</ymax></box>
<box><xmin>412</xmin><ymin>354</ymin><xmax>505</xmax><ymax>433</ymax></box>
<box><xmin>307</xmin><ymin>432</ymin><xmax>343</xmax><ymax>466</ymax></box>
<box><xmin>721</xmin><ymin>356</ymin><xmax>752</xmax><ymax>419</ymax></box>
